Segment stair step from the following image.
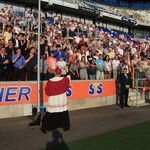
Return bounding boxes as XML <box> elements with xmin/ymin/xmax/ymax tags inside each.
<box><xmin>129</xmin><ymin>96</ymin><xmax>142</xmax><ymax>100</ymax></box>
<box><xmin>129</xmin><ymin>99</ymin><xmax>145</xmax><ymax>103</ymax></box>
<box><xmin>137</xmin><ymin>103</ymin><xmax>150</xmax><ymax>107</ymax></box>
<box><xmin>129</xmin><ymin>98</ymin><xmax>145</xmax><ymax>106</ymax></box>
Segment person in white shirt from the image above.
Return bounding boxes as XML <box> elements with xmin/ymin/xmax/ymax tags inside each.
<box><xmin>4</xmin><ymin>26</ymin><xmax>12</xmax><ymax>46</ymax></box>
<box><xmin>106</xmin><ymin>47</ymin><xmax>115</xmax><ymax>60</ymax></box>
<box><xmin>112</xmin><ymin>55</ymin><xmax>120</xmax><ymax>79</ymax></box>
<box><xmin>13</xmin><ymin>24</ymin><xmax>21</xmax><ymax>35</ymax></box>
<box><xmin>25</xmin><ymin>9</ymin><xmax>35</xmax><ymax>30</ymax></box>
<box><xmin>57</xmin><ymin>56</ymin><xmax>67</xmax><ymax>76</ymax></box>
<box><xmin>74</xmin><ymin>33</ymin><xmax>80</xmax><ymax>44</ymax></box>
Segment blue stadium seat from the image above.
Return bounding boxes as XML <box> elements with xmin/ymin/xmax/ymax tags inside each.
<box><xmin>94</xmin><ymin>0</ymin><xmax>150</xmax><ymax>9</ymax></box>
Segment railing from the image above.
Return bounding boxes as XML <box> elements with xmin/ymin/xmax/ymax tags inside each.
<box><xmin>132</xmin><ymin>68</ymin><xmax>150</xmax><ymax>88</ymax></box>
<box><xmin>132</xmin><ymin>67</ymin><xmax>150</xmax><ymax>108</ymax></box>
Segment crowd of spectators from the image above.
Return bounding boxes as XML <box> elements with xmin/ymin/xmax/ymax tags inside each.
<box><xmin>0</xmin><ymin>4</ymin><xmax>149</xmax><ymax>82</ymax></box>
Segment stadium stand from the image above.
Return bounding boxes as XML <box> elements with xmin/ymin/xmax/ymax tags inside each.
<box><xmin>0</xmin><ymin>0</ymin><xmax>149</xmax><ymax>83</ymax></box>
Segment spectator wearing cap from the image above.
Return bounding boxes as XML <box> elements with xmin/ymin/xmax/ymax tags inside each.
<box><xmin>12</xmin><ymin>48</ymin><xmax>25</xmax><ymax>81</ymax></box>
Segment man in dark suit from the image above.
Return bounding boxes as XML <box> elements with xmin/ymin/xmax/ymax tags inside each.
<box><xmin>12</xmin><ymin>33</ymin><xmax>21</xmax><ymax>49</ymax></box>
<box><xmin>25</xmin><ymin>47</ymin><xmax>37</xmax><ymax>81</ymax></box>
<box><xmin>0</xmin><ymin>47</ymin><xmax>10</xmax><ymax>81</ymax></box>
<box><xmin>120</xmin><ymin>68</ymin><xmax>131</xmax><ymax>108</ymax></box>
<box><xmin>40</xmin><ymin>39</ymin><xmax>50</xmax><ymax>57</ymax></box>
<box><xmin>5</xmin><ymin>39</ymin><xmax>15</xmax><ymax>80</ymax></box>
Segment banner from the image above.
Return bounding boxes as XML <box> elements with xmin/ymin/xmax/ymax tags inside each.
<box><xmin>121</xmin><ymin>17</ymin><xmax>137</xmax><ymax>25</ymax></box>
<box><xmin>0</xmin><ymin>80</ymin><xmax>116</xmax><ymax>106</ymax></box>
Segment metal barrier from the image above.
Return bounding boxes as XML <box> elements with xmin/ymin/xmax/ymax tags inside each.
<box><xmin>132</xmin><ymin>68</ymin><xmax>150</xmax><ymax>108</ymax></box>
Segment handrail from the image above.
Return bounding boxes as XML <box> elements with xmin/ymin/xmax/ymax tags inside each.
<box><xmin>131</xmin><ymin>66</ymin><xmax>150</xmax><ymax>108</ymax></box>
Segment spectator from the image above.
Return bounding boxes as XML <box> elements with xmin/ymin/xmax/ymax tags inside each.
<box><xmin>12</xmin><ymin>33</ymin><xmax>21</xmax><ymax>49</ymax></box>
<box><xmin>25</xmin><ymin>47</ymin><xmax>37</xmax><ymax>80</ymax></box>
<box><xmin>112</xmin><ymin>55</ymin><xmax>120</xmax><ymax>79</ymax></box>
<box><xmin>20</xmin><ymin>34</ymin><xmax>28</xmax><ymax>56</ymax></box>
<box><xmin>103</xmin><ymin>55</ymin><xmax>112</xmax><ymax>79</ymax></box>
<box><xmin>0</xmin><ymin>47</ymin><xmax>9</xmax><ymax>81</ymax></box>
<box><xmin>79</xmin><ymin>56</ymin><xmax>88</xmax><ymax>80</ymax></box>
<box><xmin>12</xmin><ymin>48</ymin><xmax>25</xmax><ymax>81</ymax></box>
<box><xmin>69</xmin><ymin>59</ymin><xmax>79</xmax><ymax>80</ymax></box>
<box><xmin>87</xmin><ymin>50</ymin><xmax>93</xmax><ymax>64</ymax></box>
<box><xmin>28</xmin><ymin>30</ymin><xmax>37</xmax><ymax>45</ymax></box>
<box><xmin>40</xmin><ymin>53</ymin><xmax>48</xmax><ymax>80</ymax></box>
<box><xmin>3</xmin><ymin>25</ymin><xmax>12</xmax><ymax>46</ymax></box>
<box><xmin>96</xmin><ymin>54</ymin><xmax>104</xmax><ymax>80</ymax></box>
<box><xmin>40</xmin><ymin>40</ymin><xmax>50</xmax><ymax>57</ymax></box>
<box><xmin>106</xmin><ymin>46</ymin><xmax>115</xmax><ymax>60</ymax></box>
<box><xmin>119</xmin><ymin>68</ymin><xmax>131</xmax><ymax>108</ymax></box>
<box><xmin>0</xmin><ymin>3</ymin><xmax>149</xmax><ymax>82</ymax></box>
<box><xmin>57</xmin><ymin>56</ymin><xmax>67</xmax><ymax>77</ymax></box>
<box><xmin>88</xmin><ymin>58</ymin><xmax>97</xmax><ymax>80</ymax></box>
<box><xmin>54</xmin><ymin>45</ymin><xmax>66</xmax><ymax>61</ymax></box>
<box><xmin>46</xmin><ymin>51</ymin><xmax>57</xmax><ymax>79</ymax></box>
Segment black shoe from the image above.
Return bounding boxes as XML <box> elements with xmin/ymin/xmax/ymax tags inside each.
<box><xmin>125</xmin><ymin>105</ymin><xmax>130</xmax><ymax>107</ymax></box>
<box><xmin>40</xmin><ymin>127</ymin><xmax>47</xmax><ymax>134</ymax></box>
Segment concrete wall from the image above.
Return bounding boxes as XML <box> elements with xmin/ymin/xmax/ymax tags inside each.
<box><xmin>0</xmin><ymin>95</ymin><xmax>116</xmax><ymax>119</ymax></box>
<box><xmin>68</xmin><ymin>96</ymin><xmax>116</xmax><ymax>111</ymax></box>
<box><xmin>0</xmin><ymin>104</ymin><xmax>33</xmax><ymax>119</ymax></box>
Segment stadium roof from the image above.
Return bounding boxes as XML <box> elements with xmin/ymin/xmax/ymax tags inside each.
<box><xmin>0</xmin><ymin>0</ymin><xmax>99</xmax><ymax>18</ymax></box>
<box><xmin>0</xmin><ymin>0</ymin><xmax>48</xmax><ymax>8</ymax></box>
